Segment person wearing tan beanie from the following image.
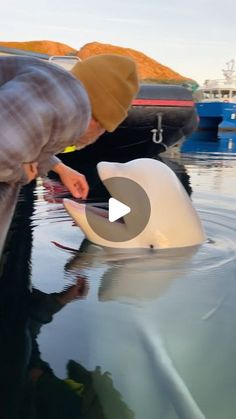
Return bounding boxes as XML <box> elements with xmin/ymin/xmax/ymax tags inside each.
<box><xmin>70</xmin><ymin>54</ymin><xmax>139</xmax><ymax>133</ymax></box>
<box><xmin>0</xmin><ymin>54</ymin><xmax>139</xmax><ymax>200</ymax></box>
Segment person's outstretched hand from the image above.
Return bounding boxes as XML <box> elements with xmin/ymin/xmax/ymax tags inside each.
<box><xmin>56</xmin><ymin>276</ymin><xmax>89</xmax><ymax>304</ymax></box>
<box><xmin>53</xmin><ymin>162</ymin><xmax>89</xmax><ymax>199</ymax></box>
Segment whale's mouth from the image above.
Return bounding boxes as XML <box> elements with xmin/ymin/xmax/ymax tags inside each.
<box><xmin>86</xmin><ymin>203</ymin><xmax>125</xmax><ymax>224</ymax></box>
<box><xmin>64</xmin><ymin>199</ymin><xmax>126</xmax><ymax>226</ymax></box>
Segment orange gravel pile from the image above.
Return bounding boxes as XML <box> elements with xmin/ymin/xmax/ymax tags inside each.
<box><xmin>0</xmin><ymin>40</ymin><xmax>194</xmax><ymax>85</ymax></box>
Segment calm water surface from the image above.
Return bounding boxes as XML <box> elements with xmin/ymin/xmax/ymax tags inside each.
<box><xmin>1</xmin><ymin>132</ymin><xmax>236</xmax><ymax>419</ymax></box>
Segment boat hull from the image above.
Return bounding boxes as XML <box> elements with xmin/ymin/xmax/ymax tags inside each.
<box><xmin>196</xmin><ymin>102</ymin><xmax>236</xmax><ymax>131</ymax></box>
<box><xmin>59</xmin><ymin>84</ymin><xmax>198</xmax><ymax>165</ymax></box>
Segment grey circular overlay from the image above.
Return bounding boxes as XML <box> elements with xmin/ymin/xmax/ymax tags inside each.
<box><xmin>85</xmin><ymin>177</ymin><xmax>151</xmax><ymax>242</ymax></box>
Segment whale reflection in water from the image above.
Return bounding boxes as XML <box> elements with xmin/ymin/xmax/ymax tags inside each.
<box><xmin>64</xmin><ymin>241</ymin><xmax>206</xmax><ymax>419</ymax></box>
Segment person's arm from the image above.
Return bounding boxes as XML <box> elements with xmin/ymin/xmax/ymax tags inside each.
<box><xmin>47</xmin><ymin>118</ymin><xmax>106</xmax><ymax>198</ymax></box>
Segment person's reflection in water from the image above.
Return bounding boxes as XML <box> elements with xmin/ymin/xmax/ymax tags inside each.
<box><xmin>0</xmin><ymin>183</ymin><xmax>134</xmax><ymax>419</ymax></box>
<box><xmin>20</xmin><ymin>278</ymin><xmax>134</xmax><ymax>419</ymax></box>
<box><xmin>20</xmin><ymin>277</ymin><xmax>94</xmax><ymax>419</ymax></box>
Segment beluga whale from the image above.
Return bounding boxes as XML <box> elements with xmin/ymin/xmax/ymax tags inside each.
<box><xmin>63</xmin><ymin>158</ymin><xmax>205</xmax><ymax>249</ymax></box>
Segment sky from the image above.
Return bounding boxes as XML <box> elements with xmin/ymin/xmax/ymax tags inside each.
<box><xmin>1</xmin><ymin>0</ymin><xmax>236</xmax><ymax>84</ymax></box>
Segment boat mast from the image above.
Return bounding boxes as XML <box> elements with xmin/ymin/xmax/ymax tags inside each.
<box><xmin>222</xmin><ymin>59</ymin><xmax>235</xmax><ymax>82</ymax></box>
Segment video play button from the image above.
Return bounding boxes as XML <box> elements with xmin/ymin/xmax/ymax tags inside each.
<box><xmin>108</xmin><ymin>198</ymin><xmax>131</xmax><ymax>222</ymax></box>
<box><xmin>85</xmin><ymin>177</ymin><xmax>151</xmax><ymax>243</ymax></box>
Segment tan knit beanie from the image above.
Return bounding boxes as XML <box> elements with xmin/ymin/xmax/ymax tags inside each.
<box><xmin>70</xmin><ymin>54</ymin><xmax>139</xmax><ymax>132</ymax></box>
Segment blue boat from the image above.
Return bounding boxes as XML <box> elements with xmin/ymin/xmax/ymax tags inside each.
<box><xmin>194</xmin><ymin>59</ymin><xmax>236</xmax><ymax>132</ymax></box>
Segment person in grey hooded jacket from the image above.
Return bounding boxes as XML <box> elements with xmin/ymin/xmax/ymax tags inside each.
<box><xmin>0</xmin><ymin>54</ymin><xmax>139</xmax><ymax>198</ymax></box>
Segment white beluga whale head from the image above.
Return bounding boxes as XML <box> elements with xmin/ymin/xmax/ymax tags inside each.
<box><xmin>63</xmin><ymin>158</ymin><xmax>205</xmax><ymax>249</ymax></box>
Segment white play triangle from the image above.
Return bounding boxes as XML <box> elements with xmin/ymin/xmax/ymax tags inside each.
<box><xmin>108</xmin><ymin>197</ymin><xmax>131</xmax><ymax>222</ymax></box>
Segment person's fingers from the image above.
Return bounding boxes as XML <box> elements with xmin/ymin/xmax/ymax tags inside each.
<box><xmin>58</xmin><ymin>167</ymin><xmax>89</xmax><ymax>199</ymax></box>
<box><xmin>75</xmin><ymin>277</ymin><xmax>89</xmax><ymax>298</ymax></box>
<box><xmin>70</xmin><ymin>182</ymin><xmax>87</xmax><ymax>199</ymax></box>
<box><xmin>70</xmin><ymin>182</ymin><xmax>83</xmax><ymax>199</ymax></box>
<box><xmin>76</xmin><ymin>175</ymin><xmax>89</xmax><ymax>199</ymax></box>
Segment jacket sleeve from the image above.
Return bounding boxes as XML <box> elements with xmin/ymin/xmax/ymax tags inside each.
<box><xmin>37</xmin><ymin>155</ymin><xmax>62</xmax><ymax>176</ymax></box>
<box><xmin>0</xmin><ymin>78</ymin><xmax>50</xmax><ymax>183</ymax></box>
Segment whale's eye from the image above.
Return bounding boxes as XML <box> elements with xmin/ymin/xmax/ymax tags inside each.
<box><xmin>150</xmin><ymin>244</ymin><xmax>154</xmax><ymax>249</ymax></box>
